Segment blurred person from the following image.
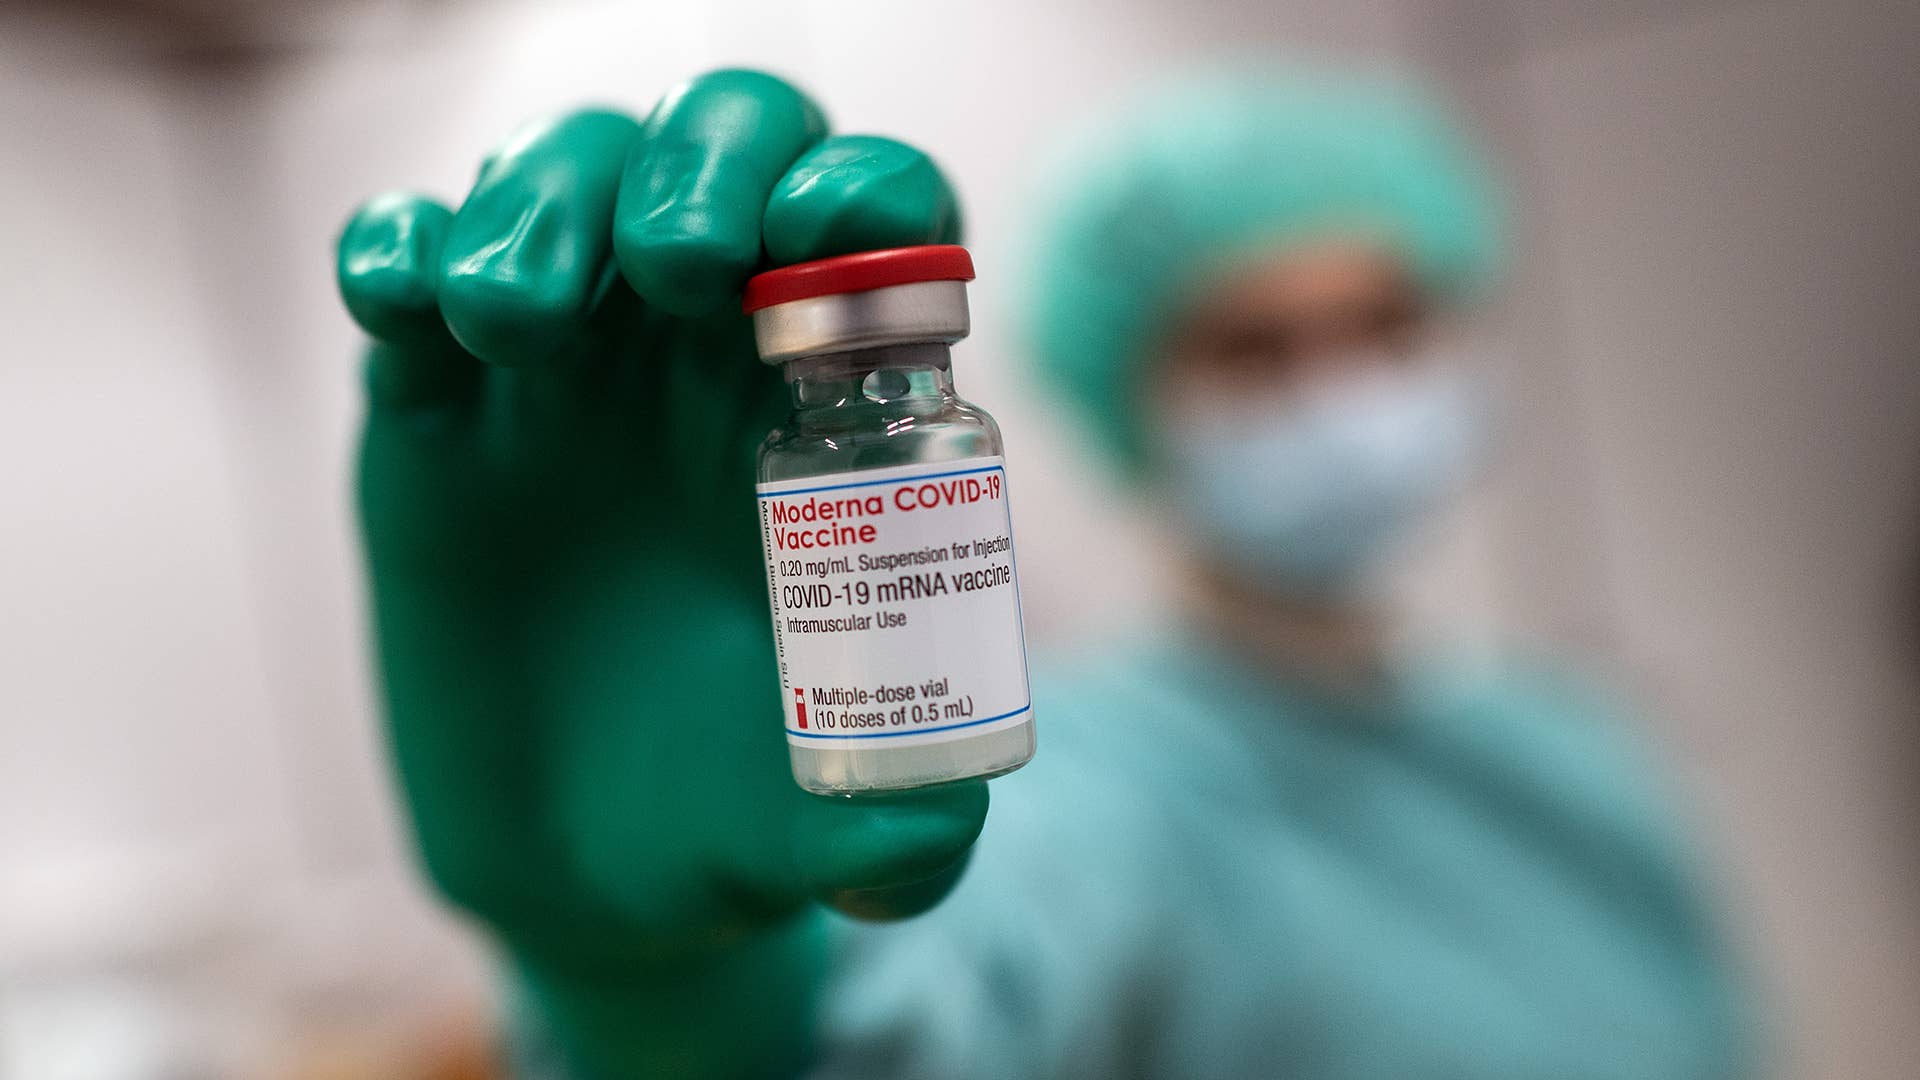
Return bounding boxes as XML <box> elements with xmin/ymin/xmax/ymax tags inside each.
<box><xmin>334</xmin><ymin>65</ymin><xmax>1752</xmax><ymax>1078</ymax></box>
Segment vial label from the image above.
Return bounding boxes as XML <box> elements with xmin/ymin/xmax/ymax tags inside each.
<box><xmin>757</xmin><ymin>456</ymin><xmax>1031</xmax><ymax>748</ymax></box>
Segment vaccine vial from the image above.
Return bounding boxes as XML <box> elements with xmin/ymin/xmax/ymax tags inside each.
<box><xmin>745</xmin><ymin>245</ymin><xmax>1035</xmax><ymax>795</ymax></box>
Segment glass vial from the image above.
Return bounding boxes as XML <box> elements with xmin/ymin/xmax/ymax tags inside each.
<box><xmin>744</xmin><ymin>246</ymin><xmax>1035</xmax><ymax>795</ymax></box>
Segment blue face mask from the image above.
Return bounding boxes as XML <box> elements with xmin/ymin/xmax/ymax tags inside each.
<box><xmin>1159</xmin><ymin>366</ymin><xmax>1486</xmax><ymax>596</ymax></box>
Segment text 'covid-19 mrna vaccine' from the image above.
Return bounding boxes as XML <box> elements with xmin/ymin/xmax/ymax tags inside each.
<box><xmin>745</xmin><ymin>245</ymin><xmax>1035</xmax><ymax>796</ymax></box>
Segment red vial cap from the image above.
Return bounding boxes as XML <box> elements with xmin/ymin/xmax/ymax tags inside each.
<box><xmin>742</xmin><ymin>245</ymin><xmax>975</xmax><ymax>314</ymax></box>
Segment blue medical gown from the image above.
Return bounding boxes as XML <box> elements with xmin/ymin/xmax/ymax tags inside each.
<box><xmin>810</xmin><ymin>632</ymin><xmax>1754</xmax><ymax>1078</ymax></box>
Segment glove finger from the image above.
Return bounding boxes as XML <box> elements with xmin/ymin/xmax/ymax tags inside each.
<box><xmin>763</xmin><ymin>134</ymin><xmax>962</xmax><ymax>264</ymax></box>
<box><xmin>337</xmin><ymin>192</ymin><xmax>478</xmax><ymax>409</ymax></box>
<box><xmin>787</xmin><ymin>781</ymin><xmax>988</xmax><ymax>916</ymax></box>
<box><xmin>439</xmin><ymin>108</ymin><xmax>642</xmax><ymax>368</ymax></box>
<box><xmin>615</xmin><ymin>69</ymin><xmax>827</xmax><ymax>317</ymax></box>
<box><xmin>819</xmin><ymin>848</ymin><xmax>974</xmax><ymax>921</ymax></box>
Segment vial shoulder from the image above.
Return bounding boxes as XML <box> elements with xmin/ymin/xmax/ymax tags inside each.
<box><xmin>759</xmin><ymin>398</ymin><xmax>1005</xmax><ymax>483</ymax></box>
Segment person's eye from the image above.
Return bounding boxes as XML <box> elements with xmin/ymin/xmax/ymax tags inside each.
<box><xmin>1369</xmin><ymin>299</ymin><xmax>1422</xmax><ymax>346</ymax></box>
<box><xmin>1218</xmin><ymin>327</ymin><xmax>1296</xmax><ymax>368</ymax></box>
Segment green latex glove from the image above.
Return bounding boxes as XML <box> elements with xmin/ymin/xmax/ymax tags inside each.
<box><xmin>334</xmin><ymin>70</ymin><xmax>977</xmax><ymax>1078</ymax></box>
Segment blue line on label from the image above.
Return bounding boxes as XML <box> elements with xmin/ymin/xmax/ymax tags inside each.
<box><xmin>758</xmin><ymin>464</ymin><xmax>1003</xmax><ymax>499</ymax></box>
<box><xmin>785</xmin><ymin>703</ymin><xmax>1031</xmax><ymax>740</ymax></box>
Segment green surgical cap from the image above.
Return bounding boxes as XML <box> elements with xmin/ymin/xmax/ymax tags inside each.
<box><xmin>1023</xmin><ymin>63</ymin><xmax>1504</xmax><ymax>465</ymax></box>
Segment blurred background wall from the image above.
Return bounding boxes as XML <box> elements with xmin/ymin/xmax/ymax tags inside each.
<box><xmin>1</xmin><ymin>0</ymin><xmax>1915</xmax><ymax>1075</ymax></box>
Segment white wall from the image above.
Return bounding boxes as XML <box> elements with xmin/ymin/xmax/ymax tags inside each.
<box><xmin>0</xmin><ymin>22</ymin><xmax>490</xmax><ymax>1079</ymax></box>
<box><xmin>0</xmin><ymin>27</ymin><xmax>297</xmax><ymax>961</ymax></box>
<box><xmin>1400</xmin><ymin>3</ymin><xmax>1920</xmax><ymax>1074</ymax></box>
<box><xmin>1490</xmin><ymin>3</ymin><xmax>1920</xmax><ymax>1073</ymax></box>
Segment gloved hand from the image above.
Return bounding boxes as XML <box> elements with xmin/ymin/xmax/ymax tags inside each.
<box><xmin>334</xmin><ymin>70</ymin><xmax>980</xmax><ymax>1078</ymax></box>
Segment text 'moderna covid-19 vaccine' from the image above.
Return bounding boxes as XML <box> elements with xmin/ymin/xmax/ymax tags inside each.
<box><xmin>744</xmin><ymin>245</ymin><xmax>1035</xmax><ymax>795</ymax></box>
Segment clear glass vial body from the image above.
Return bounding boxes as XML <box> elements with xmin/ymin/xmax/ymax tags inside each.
<box><xmin>759</xmin><ymin>341</ymin><xmax>1036</xmax><ymax>795</ymax></box>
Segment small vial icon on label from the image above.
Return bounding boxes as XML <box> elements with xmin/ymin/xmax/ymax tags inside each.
<box><xmin>745</xmin><ymin>246</ymin><xmax>1035</xmax><ymax>795</ymax></box>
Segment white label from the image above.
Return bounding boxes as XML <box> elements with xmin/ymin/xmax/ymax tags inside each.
<box><xmin>757</xmin><ymin>456</ymin><xmax>1031</xmax><ymax>748</ymax></box>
